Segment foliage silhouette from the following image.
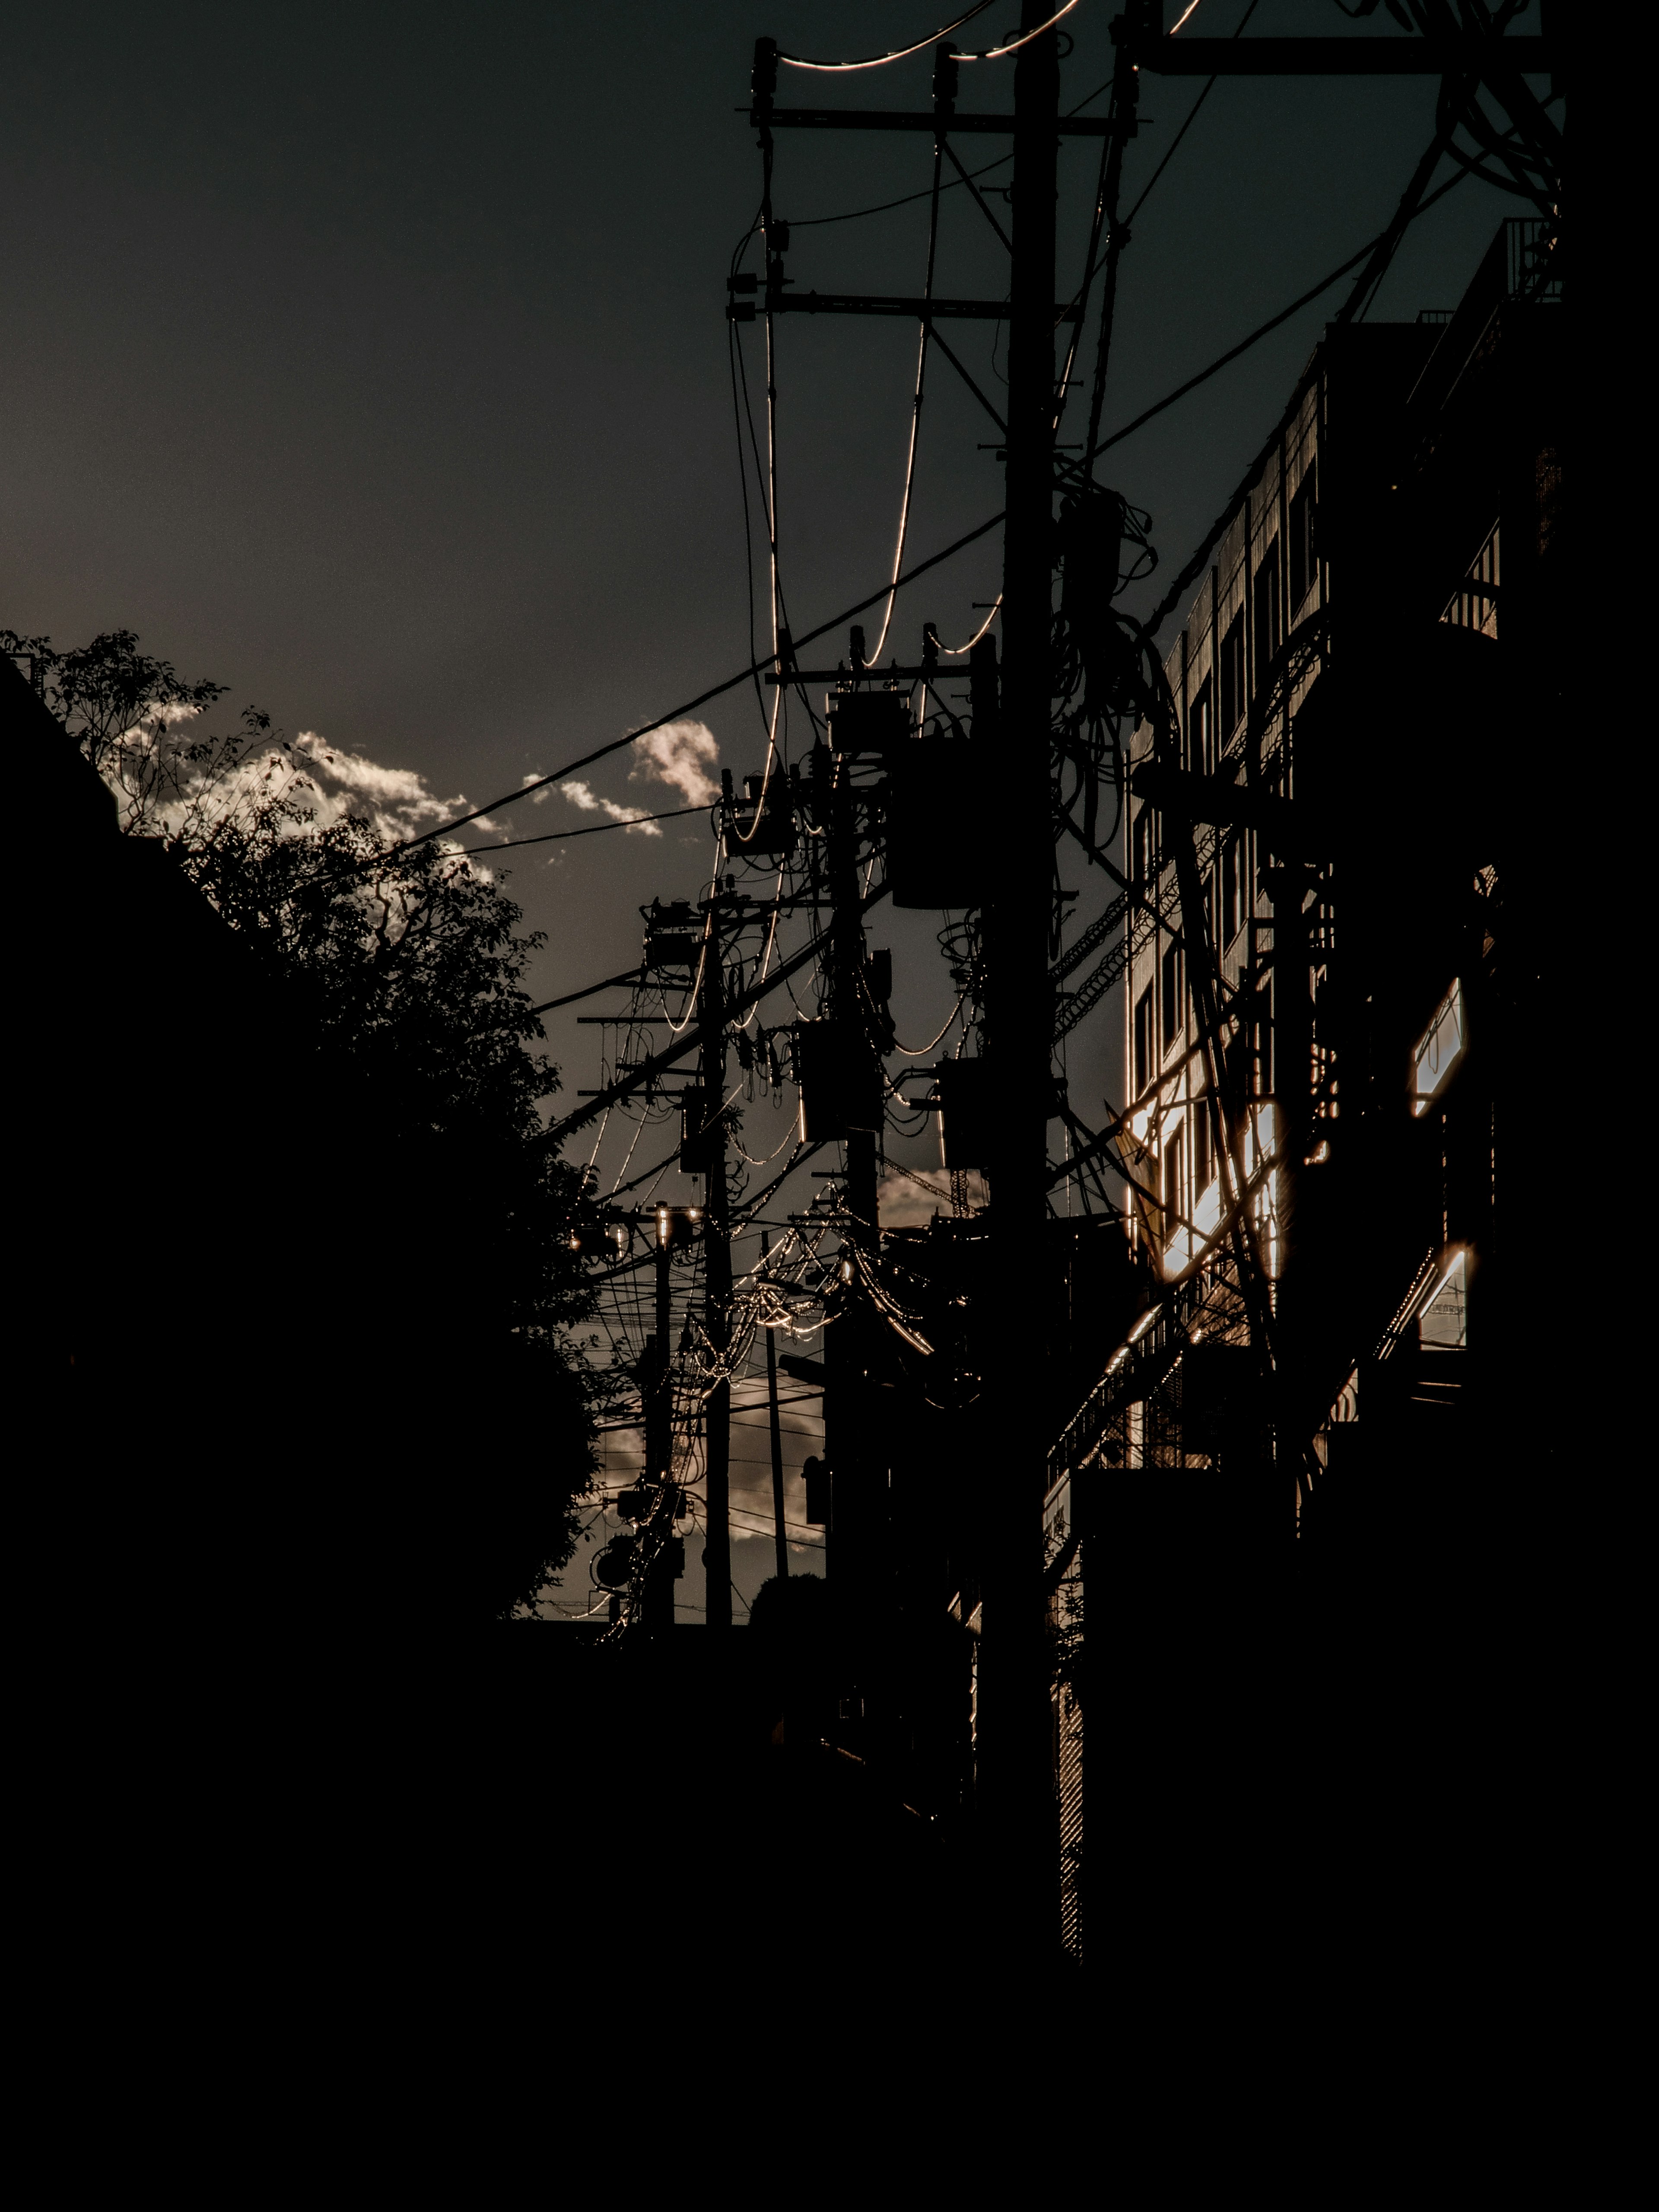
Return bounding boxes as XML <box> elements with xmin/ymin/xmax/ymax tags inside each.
<box><xmin>7</xmin><ymin>626</ymin><xmax>609</xmax><ymax>1618</ymax></box>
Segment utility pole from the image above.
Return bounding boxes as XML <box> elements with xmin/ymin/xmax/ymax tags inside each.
<box><xmin>978</xmin><ymin>0</ymin><xmax>1063</xmax><ymax>1964</ymax></box>
<box><xmin>640</xmin><ymin>1207</ymin><xmax>677</xmax><ymax>1634</ymax></box>
<box><xmin>699</xmin><ymin>894</ymin><xmax>733</xmax><ymax>1631</ymax></box>
<box><xmin>821</xmin><ymin>740</ymin><xmax>880</xmax><ymax>1655</ymax></box>
<box><xmin>762</xmin><ymin>1227</ymin><xmax>788</xmax><ymax>1582</ymax></box>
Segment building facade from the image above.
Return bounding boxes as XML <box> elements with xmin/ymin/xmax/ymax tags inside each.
<box><xmin>1045</xmin><ymin>218</ymin><xmax>1564</xmax><ymax>1962</ymax></box>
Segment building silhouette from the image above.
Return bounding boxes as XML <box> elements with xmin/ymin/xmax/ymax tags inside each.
<box><xmin>1045</xmin><ymin>217</ymin><xmax>1564</xmax><ymax>1964</ymax></box>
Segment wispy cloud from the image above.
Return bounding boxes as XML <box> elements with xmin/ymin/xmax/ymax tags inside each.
<box><xmin>558</xmin><ymin>779</ymin><xmax>662</xmax><ymax>835</ymax></box>
<box><xmin>292</xmin><ymin>731</ymin><xmax>467</xmax><ymax>846</ymax></box>
<box><xmin>629</xmin><ymin>719</ymin><xmax>720</xmax><ymax>807</ymax></box>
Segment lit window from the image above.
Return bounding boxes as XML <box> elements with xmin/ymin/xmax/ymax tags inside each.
<box><xmin>1412</xmin><ymin>981</ymin><xmax>1465</xmax><ymax>1115</ymax></box>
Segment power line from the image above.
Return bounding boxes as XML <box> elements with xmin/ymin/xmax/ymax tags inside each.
<box><xmin>1065</xmin><ymin>159</ymin><xmax>1470</xmax><ymax>499</ymax></box>
<box><xmin>1137</xmin><ymin>162</ymin><xmax>1469</xmax><ymax>630</ymax></box>
<box><xmin>460</xmin><ymin>801</ymin><xmax>705</xmax><ymax>856</ymax></box>
<box><xmin>1120</xmin><ymin>0</ymin><xmax>1262</xmax><ymax>229</ymax></box>
<box><xmin>398</xmin><ymin>167</ymin><xmax>1469</xmax><ymax>871</ymax></box>
<box><xmin>778</xmin><ymin>6</ymin><xmax>992</xmax><ymax>73</ymax></box>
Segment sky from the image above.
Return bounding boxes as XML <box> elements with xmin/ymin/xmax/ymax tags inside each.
<box><xmin>1</xmin><ymin>0</ymin><xmax>1528</xmax><ymax>1618</ymax></box>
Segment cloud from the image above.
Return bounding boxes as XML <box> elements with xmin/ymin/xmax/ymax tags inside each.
<box><xmin>628</xmin><ymin>719</ymin><xmax>720</xmax><ymax>807</ymax></box>
<box><xmin>292</xmin><ymin>731</ymin><xmax>467</xmax><ymax>846</ymax></box>
<box><xmin>558</xmin><ymin>779</ymin><xmax>662</xmax><ymax>835</ymax></box>
<box><xmin>876</xmin><ymin>1165</ymin><xmax>985</xmax><ymax>1229</ymax></box>
<box><xmin>877</xmin><ymin>1167</ymin><xmax>944</xmax><ymax>1230</ymax></box>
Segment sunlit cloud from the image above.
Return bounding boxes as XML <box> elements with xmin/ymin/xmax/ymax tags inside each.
<box><xmin>292</xmin><ymin>730</ymin><xmax>467</xmax><ymax>846</ymax></box>
<box><xmin>629</xmin><ymin>718</ymin><xmax>720</xmax><ymax>807</ymax></box>
<box><xmin>559</xmin><ymin>778</ymin><xmax>662</xmax><ymax>835</ymax></box>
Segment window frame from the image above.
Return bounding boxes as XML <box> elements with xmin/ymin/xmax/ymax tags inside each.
<box><xmin>1160</xmin><ymin>938</ymin><xmax>1185</xmax><ymax>1057</ymax></box>
<box><xmin>1253</xmin><ymin>538</ymin><xmax>1281</xmax><ymax>689</ymax></box>
<box><xmin>1289</xmin><ymin>464</ymin><xmax>1318</xmax><ymax>614</ymax></box>
<box><xmin>1188</xmin><ymin>677</ymin><xmax>1213</xmax><ymax>778</ymax></box>
<box><xmin>1219</xmin><ymin>613</ymin><xmax>1245</xmax><ymax>743</ymax></box>
<box><xmin>1134</xmin><ymin>983</ymin><xmax>1154</xmax><ymax>1096</ymax></box>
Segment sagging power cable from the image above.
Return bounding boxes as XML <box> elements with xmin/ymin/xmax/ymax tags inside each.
<box><xmin>390</xmin><ymin>168</ymin><xmax>1469</xmax><ymax>870</ymax></box>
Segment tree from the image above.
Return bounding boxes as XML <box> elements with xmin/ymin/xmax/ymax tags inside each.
<box><xmin>6</xmin><ymin>626</ymin><xmax>609</xmax><ymax>1618</ymax></box>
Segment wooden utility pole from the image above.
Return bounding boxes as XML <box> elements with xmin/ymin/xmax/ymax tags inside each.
<box><xmin>699</xmin><ymin>896</ymin><xmax>733</xmax><ymax>1630</ymax></box>
<box><xmin>822</xmin><ymin>747</ymin><xmax>880</xmax><ymax>1648</ymax></box>
<box><xmin>978</xmin><ymin>0</ymin><xmax>1063</xmax><ymax>1963</ymax></box>
<box><xmin>762</xmin><ymin>1227</ymin><xmax>788</xmax><ymax>1582</ymax></box>
<box><xmin>640</xmin><ymin>1210</ymin><xmax>677</xmax><ymax>1634</ymax></box>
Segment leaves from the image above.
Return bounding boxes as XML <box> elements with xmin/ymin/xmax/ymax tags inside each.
<box><xmin>15</xmin><ymin>623</ymin><xmax>614</xmax><ymax>1616</ymax></box>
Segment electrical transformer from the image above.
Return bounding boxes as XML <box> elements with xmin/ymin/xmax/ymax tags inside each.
<box><xmin>733</xmin><ymin>770</ymin><xmax>796</xmax><ymax>857</ymax></box>
<box><xmin>642</xmin><ymin>897</ymin><xmax>701</xmax><ymax>973</ymax></box>
<box><xmin>827</xmin><ymin>689</ymin><xmax>910</xmax><ymax>758</ymax></box>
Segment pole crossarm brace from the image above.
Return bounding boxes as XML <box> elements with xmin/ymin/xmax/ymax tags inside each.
<box><xmin>756</xmin><ymin>106</ymin><xmax>1113</xmax><ymax>135</ymax></box>
<box><xmin>1128</xmin><ymin>36</ymin><xmax>1551</xmax><ymax>76</ymax></box>
<box><xmin>754</xmin><ymin>291</ymin><xmax>1083</xmax><ymax>324</ymax></box>
<box><xmin>543</xmin><ymin>882</ymin><xmax>891</xmax><ymax>1147</ymax></box>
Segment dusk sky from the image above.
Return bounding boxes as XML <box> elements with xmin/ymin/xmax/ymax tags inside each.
<box><xmin>3</xmin><ymin>0</ymin><xmax>1523</xmax><ymax>1616</ymax></box>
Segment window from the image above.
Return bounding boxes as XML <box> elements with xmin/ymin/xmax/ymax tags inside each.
<box><xmin>1253</xmin><ymin>539</ymin><xmax>1281</xmax><ymax>686</ymax></box>
<box><xmin>1163</xmin><ymin>1125</ymin><xmax>1185</xmax><ymax>1237</ymax></box>
<box><xmin>1219</xmin><ymin>614</ymin><xmax>1245</xmax><ymax>742</ymax></box>
<box><xmin>1253</xmin><ymin>980</ymin><xmax>1273</xmax><ymax>1098</ymax></box>
<box><xmin>1193</xmin><ymin>1095</ymin><xmax>1212</xmax><ymax>1192</ymax></box>
<box><xmin>1134</xmin><ymin>984</ymin><xmax>1154</xmax><ymax>1095</ymax></box>
<box><xmin>1132</xmin><ymin>803</ymin><xmax>1155</xmax><ymax>887</ymax></box>
<box><xmin>1289</xmin><ymin>464</ymin><xmax>1318</xmax><ymax>613</ymax></box>
<box><xmin>1443</xmin><ymin>524</ymin><xmax>1500</xmax><ymax>640</ymax></box>
<box><xmin>1419</xmin><ymin>1250</ymin><xmax>1468</xmax><ymax>1347</ymax></box>
<box><xmin>1161</xmin><ymin>939</ymin><xmax>1184</xmax><ymax>1055</ymax></box>
<box><xmin>1412</xmin><ymin>981</ymin><xmax>1465</xmax><ymax>1115</ymax></box>
<box><xmin>1221</xmin><ymin>832</ymin><xmax>1245</xmax><ymax>947</ymax></box>
<box><xmin>1188</xmin><ymin>678</ymin><xmax>1213</xmax><ymax>777</ymax></box>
